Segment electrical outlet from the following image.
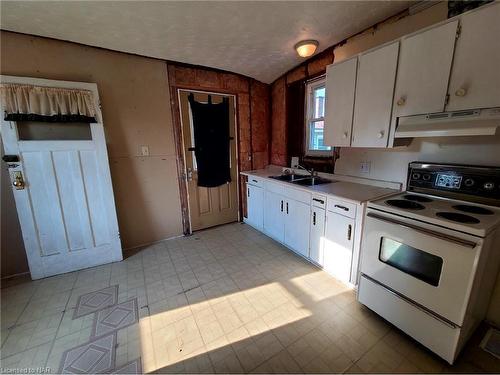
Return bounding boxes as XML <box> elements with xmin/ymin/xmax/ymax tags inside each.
<box><xmin>360</xmin><ymin>161</ymin><xmax>371</xmax><ymax>174</ymax></box>
<box><xmin>140</xmin><ymin>145</ymin><xmax>150</xmax><ymax>156</ymax></box>
<box><xmin>291</xmin><ymin>156</ymin><xmax>299</xmax><ymax>168</ymax></box>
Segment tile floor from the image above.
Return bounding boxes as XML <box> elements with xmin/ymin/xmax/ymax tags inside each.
<box><xmin>1</xmin><ymin>222</ymin><xmax>499</xmax><ymax>373</ymax></box>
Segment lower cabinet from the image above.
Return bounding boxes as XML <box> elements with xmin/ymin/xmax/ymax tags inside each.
<box><xmin>263</xmin><ymin>189</ymin><xmax>311</xmax><ymax>257</ymax></box>
<box><xmin>324</xmin><ymin>211</ymin><xmax>355</xmax><ymax>283</ymax></box>
<box><xmin>310</xmin><ymin>206</ymin><xmax>326</xmax><ymax>266</ymax></box>
<box><xmin>245</xmin><ymin>174</ymin><xmax>361</xmax><ymax>286</ymax></box>
<box><xmin>246</xmin><ymin>184</ymin><xmax>264</xmax><ymax>230</ymax></box>
<box><xmin>263</xmin><ymin>190</ymin><xmax>285</xmax><ymax>243</ymax></box>
<box><xmin>284</xmin><ymin>199</ymin><xmax>311</xmax><ymax>258</ymax></box>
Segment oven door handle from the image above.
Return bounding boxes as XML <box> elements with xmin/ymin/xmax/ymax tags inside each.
<box><xmin>367</xmin><ymin>212</ymin><xmax>477</xmax><ymax>248</ymax></box>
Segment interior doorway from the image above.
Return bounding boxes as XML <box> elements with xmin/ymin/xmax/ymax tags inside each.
<box><xmin>178</xmin><ymin>90</ymin><xmax>239</xmax><ymax>232</ymax></box>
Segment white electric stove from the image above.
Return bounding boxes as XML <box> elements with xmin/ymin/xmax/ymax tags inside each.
<box><xmin>358</xmin><ymin>162</ymin><xmax>500</xmax><ymax>364</ymax></box>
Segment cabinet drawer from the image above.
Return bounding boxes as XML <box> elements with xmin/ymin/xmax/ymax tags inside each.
<box><xmin>285</xmin><ymin>186</ymin><xmax>311</xmax><ymax>204</ymax></box>
<box><xmin>327</xmin><ymin>198</ymin><xmax>356</xmax><ymax>218</ymax></box>
<box><xmin>265</xmin><ymin>180</ymin><xmax>285</xmax><ymax>195</ymax></box>
<box><xmin>311</xmin><ymin>194</ymin><xmax>327</xmax><ymax>209</ymax></box>
<box><xmin>247</xmin><ymin>176</ymin><xmax>265</xmax><ymax>187</ymax></box>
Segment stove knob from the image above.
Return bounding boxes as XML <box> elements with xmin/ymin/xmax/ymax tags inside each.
<box><xmin>484</xmin><ymin>182</ymin><xmax>495</xmax><ymax>190</ymax></box>
<box><xmin>464</xmin><ymin>178</ymin><xmax>474</xmax><ymax>187</ymax></box>
<box><xmin>423</xmin><ymin>174</ymin><xmax>431</xmax><ymax>181</ymax></box>
<box><xmin>412</xmin><ymin>173</ymin><xmax>421</xmax><ymax>180</ymax></box>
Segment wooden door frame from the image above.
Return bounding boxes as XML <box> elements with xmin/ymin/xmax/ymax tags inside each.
<box><xmin>173</xmin><ymin>88</ymin><xmax>240</xmax><ymax>235</ymax></box>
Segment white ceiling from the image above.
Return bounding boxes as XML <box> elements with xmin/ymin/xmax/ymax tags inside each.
<box><xmin>0</xmin><ymin>1</ymin><xmax>413</xmax><ymax>83</ymax></box>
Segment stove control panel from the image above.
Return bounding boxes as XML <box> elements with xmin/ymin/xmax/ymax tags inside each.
<box><xmin>436</xmin><ymin>174</ymin><xmax>462</xmax><ymax>189</ymax></box>
<box><xmin>407</xmin><ymin>162</ymin><xmax>500</xmax><ymax>203</ymax></box>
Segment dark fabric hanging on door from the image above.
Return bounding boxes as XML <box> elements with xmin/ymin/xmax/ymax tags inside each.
<box><xmin>188</xmin><ymin>94</ymin><xmax>231</xmax><ymax>187</ymax></box>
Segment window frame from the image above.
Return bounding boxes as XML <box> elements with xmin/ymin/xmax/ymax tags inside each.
<box><xmin>304</xmin><ymin>77</ymin><xmax>331</xmax><ymax>157</ymax></box>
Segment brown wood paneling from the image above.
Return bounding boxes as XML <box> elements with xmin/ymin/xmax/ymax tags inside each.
<box><xmin>286</xmin><ymin>80</ymin><xmax>306</xmax><ymax>162</ymax></box>
<box><xmin>270</xmin><ymin>77</ymin><xmax>287</xmax><ymax>166</ymax></box>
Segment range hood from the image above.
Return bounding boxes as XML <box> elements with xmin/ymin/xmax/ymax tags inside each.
<box><xmin>394</xmin><ymin>108</ymin><xmax>500</xmax><ymax>138</ymax></box>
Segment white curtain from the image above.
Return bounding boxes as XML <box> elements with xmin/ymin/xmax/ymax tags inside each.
<box><xmin>0</xmin><ymin>83</ymin><xmax>97</xmax><ymax>121</ymax></box>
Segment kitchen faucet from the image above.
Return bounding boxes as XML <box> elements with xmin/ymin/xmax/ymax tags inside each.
<box><xmin>296</xmin><ymin>164</ymin><xmax>316</xmax><ymax>178</ymax></box>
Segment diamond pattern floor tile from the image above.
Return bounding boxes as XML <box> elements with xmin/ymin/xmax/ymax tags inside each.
<box><xmin>58</xmin><ymin>332</ymin><xmax>116</xmax><ymax>374</ymax></box>
<box><xmin>3</xmin><ymin>223</ymin><xmax>499</xmax><ymax>374</ymax></box>
<box><xmin>91</xmin><ymin>298</ymin><xmax>139</xmax><ymax>338</ymax></box>
<box><xmin>73</xmin><ymin>285</ymin><xmax>119</xmax><ymax>319</ymax></box>
<box><xmin>112</xmin><ymin>358</ymin><xmax>142</xmax><ymax>374</ymax></box>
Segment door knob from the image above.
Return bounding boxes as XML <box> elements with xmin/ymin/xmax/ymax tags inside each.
<box><xmin>396</xmin><ymin>97</ymin><xmax>406</xmax><ymax>106</ymax></box>
<box><xmin>455</xmin><ymin>88</ymin><xmax>467</xmax><ymax>97</ymax></box>
<box><xmin>12</xmin><ymin>171</ymin><xmax>25</xmax><ymax>190</ymax></box>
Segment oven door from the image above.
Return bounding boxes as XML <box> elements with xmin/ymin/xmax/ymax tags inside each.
<box><xmin>360</xmin><ymin>210</ymin><xmax>482</xmax><ymax>326</ymax></box>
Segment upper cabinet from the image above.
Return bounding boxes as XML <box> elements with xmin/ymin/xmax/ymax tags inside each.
<box><xmin>352</xmin><ymin>42</ymin><xmax>399</xmax><ymax>147</ymax></box>
<box><xmin>446</xmin><ymin>4</ymin><xmax>500</xmax><ymax>111</ymax></box>
<box><xmin>392</xmin><ymin>21</ymin><xmax>458</xmax><ymax>118</ymax></box>
<box><xmin>324</xmin><ymin>57</ymin><xmax>357</xmax><ymax>147</ymax></box>
<box><xmin>323</xmin><ymin>3</ymin><xmax>499</xmax><ymax>149</ymax></box>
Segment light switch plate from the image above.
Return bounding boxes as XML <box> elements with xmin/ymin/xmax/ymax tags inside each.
<box><xmin>140</xmin><ymin>145</ymin><xmax>150</xmax><ymax>156</ymax></box>
<box><xmin>291</xmin><ymin>156</ymin><xmax>299</xmax><ymax>169</ymax></box>
<box><xmin>360</xmin><ymin>161</ymin><xmax>371</xmax><ymax>174</ymax></box>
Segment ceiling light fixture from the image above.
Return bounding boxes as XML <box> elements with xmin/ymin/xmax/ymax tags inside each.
<box><xmin>295</xmin><ymin>40</ymin><xmax>319</xmax><ymax>58</ymax></box>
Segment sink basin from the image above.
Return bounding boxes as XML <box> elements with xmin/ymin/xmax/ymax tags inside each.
<box><xmin>269</xmin><ymin>174</ymin><xmax>308</xmax><ymax>182</ymax></box>
<box><xmin>292</xmin><ymin>177</ymin><xmax>334</xmax><ymax>186</ymax></box>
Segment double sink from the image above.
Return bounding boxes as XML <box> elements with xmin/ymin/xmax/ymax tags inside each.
<box><xmin>269</xmin><ymin>174</ymin><xmax>334</xmax><ymax>186</ymax></box>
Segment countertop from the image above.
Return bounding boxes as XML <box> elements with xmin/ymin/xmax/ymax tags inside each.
<box><xmin>241</xmin><ymin>166</ymin><xmax>400</xmax><ymax>204</ymax></box>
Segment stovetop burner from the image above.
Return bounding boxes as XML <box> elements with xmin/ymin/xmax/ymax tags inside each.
<box><xmin>403</xmin><ymin>194</ymin><xmax>433</xmax><ymax>203</ymax></box>
<box><xmin>386</xmin><ymin>199</ymin><xmax>425</xmax><ymax>210</ymax></box>
<box><xmin>453</xmin><ymin>204</ymin><xmax>494</xmax><ymax>215</ymax></box>
<box><xmin>436</xmin><ymin>212</ymin><xmax>480</xmax><ymax>224</ymax></box>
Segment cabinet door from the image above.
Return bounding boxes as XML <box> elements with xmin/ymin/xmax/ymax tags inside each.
<box><xmin>324</xmin><ymin>57</ymin><xmax>357</xmax><ymax>147</ymax></box>
<box><xmin>310</xmin><ymin>207</ymin><xmax>326</xmax><ymax>266</ymax></box>
<box><xmin>263</xmin><ymin>190</ymin><xmax>285</xmax><ymax>243</ymax></box>
<box><xmin>324</xmin><ymin>212</ymin><xmax>355</xmax><ymax>283</ymax></box>
<box><xmin>246</xmin><ymin>184</ymin><xmax>263</xmax><ymax>231</ymax></box>
<box><xmin>284</xmin><ymin>199</ymin><xmax>311</xmax><ymax>258</ymax></box>
<box><xmin>447</xmin><ymin>4</ymin><xmax>500</xmax><ymax>111</ymax></box>
<box><xmin>352</xmin><ymin>42</ymin><xmax>399</xmax><ymax>147</ymax></box>
<box><xmin>393</xmin><ymin>21</ymin><xmax>458</xmax><ymax>117</ymax></box>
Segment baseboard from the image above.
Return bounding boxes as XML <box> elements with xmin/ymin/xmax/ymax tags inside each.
<box><xmin>1</xmin><ymin>271</ymin><xmax>30</xmax><ymax>281</ymax></box>
<box><xmin>122</xmin><ymin>234</ymin><xmax>184</xmax><ymax>253</ymax></box>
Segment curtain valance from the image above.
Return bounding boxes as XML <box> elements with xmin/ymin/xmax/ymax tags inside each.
<box><xmin>0</xmin><ymin>84</ymin><xmax>97</xmax><ymax>123</ymax></box>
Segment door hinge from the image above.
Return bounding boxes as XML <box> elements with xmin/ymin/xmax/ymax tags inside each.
<box><xmin>456</xmin><ymin>23</ymin><xmax>462</xmax><ymax>39</ymax></box>
<box><xmin>445</xmin><ymin>93</ymin><xmax>450</xmax><ymax>106</ymax></box>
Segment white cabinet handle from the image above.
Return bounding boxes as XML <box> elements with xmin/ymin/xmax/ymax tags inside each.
<box><xmin>342</xmin><ymin>132</ymin><xmax>348</xmax><ymax>139</ymax></box>
<box><xmin>455</xmin><ymin>88</ymin><xmax>467</xmax><ymax>97</ymax></box>
<box><xmin>377</xmin><ymin>131</ymin><xmax>384</xmax><ymax>139</ymax></box>
<box><xmin>396</xmin><ymin>97</ymin><xmax>406</xmax><ymax>106</ymax></box>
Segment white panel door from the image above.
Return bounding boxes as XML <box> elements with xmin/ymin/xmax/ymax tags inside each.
<box><xmin>284</xmin><ymin>199</ymin><xmax>311</xmax><ymax>258</ymax></box>
<box><xmin>309</xmin><ymin>207</ymin><xmax>326</xmax><ymax>266</ymax></box>
<box><xmin>246</xmin><ymin>184</ymin><xmax>263</xmax><ymax>231</ymax></box>
<box><xmin>447</xmin><ymin>3</ymin><xmax>500</xmax><ymax>111</ymax></box>
<box><xmin>393</xmin><ymin>21</ymin><xmax>458</xmax><ymax>117</ymax></box>
<box><xmin>324</xmin><ymin>212</ymin><xmax>354</xmax><ymax>283</ymax></box>
<box><xmin>263</xmin><ymin>190</ymin><xmax>285</xmax><ymax>243</ymax></box>
<box><xmin>352</xmin><ymin>42</ymin><xmax>400</xmax><ymax>147</ymax></box>
<box><xmin>1</xmin><ymin>77</ymin><xmax>122</xmax><ymax>280</ymax></box>
<box><xmin>324</xmin><ymin>57</ymin><xmax>357</xmax><ymax>147</ymax></box>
